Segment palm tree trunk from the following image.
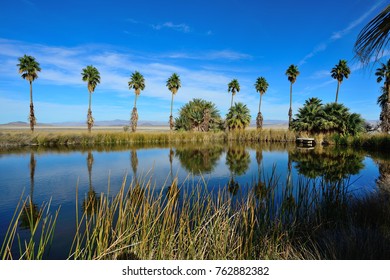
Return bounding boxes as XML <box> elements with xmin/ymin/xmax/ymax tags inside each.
<box><xmin>170</xmin><ymin>93</ymin><xmax>174</xmax><ymax>117</ymax></box>
<box><xmin>231</xmin><ymin>94</ymin><xmax>234</xmax><ymax>108</ymax></box>
<box><xmin>89</xmin><ymin>91</ymin><xmax>92</xmax><ymax>112</ymax></box>
<box><xmin>259</xmin><ymin>94</ymin><xmax>262</xmax><ymax>114</ymax></box>
<box><xmin>29</xmin><ymin>81</ymin><xmax>35</xmax><ymax>132</ymax></box>
<box><xmin>288</xmin><ymin>83</ymin><xmax>293</xmax><ymax>128</ymax></box>
<box><xmin>134</xmin><ymin>94</ymin><xmax>138</xmax><ymax>109</ymax></box>
<box><xmin>335</xmin><ymin>81</ymin><xmax>340</xmax><ymax>103</ymax></box>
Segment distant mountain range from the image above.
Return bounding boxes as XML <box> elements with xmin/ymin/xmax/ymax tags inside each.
<box><xmin>0</xmin><ymin>119</ymin><xmax>379</xmax><ymax>128</ymax></box>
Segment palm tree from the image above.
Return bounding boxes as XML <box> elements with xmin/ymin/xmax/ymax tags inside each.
<box><xmin>254</xmin><ymin>77</ymin><xmax>269</xmax><ymax>129</ymax></box>
<box><xmin>228</xmin><ymin>79</ymin><xmax>240</xmax><ymax>108</ymax></box>
<box><xmin>128</xmin><ymin>71</ymin><xmax>145</xmax><ymax>132</ymax></box>
<box><xmin>354</xmin><ymin>4</ymin><xmax>390</xmax><ymax>64</ymax></box>
<box><xmin>81</xmin><ymin>65</ymin><xmax>100</xmax><ymax>133</ymax></box>
<box><xmin>17</xmin><ymin>55</ymin><xmax>41</xmax><ymax>132</ymax></box>
<box><xmin>375</xmin><ymin>59</ymin><xmax>390</xmax><ymax>133</ymax></box>
<box><xmin>174</xmin><ymin>98</ymin><xmax>222</xmax><ymax>131</ymax></box>
<box><xmin>285</xmin><ymin>65</ymin><xmax>300</xmax><ymax>129</ymax></box>
<box><xmin>166</xmin><ymin>73</ymin><xmax>181</xmax><ymax>130</ymax></box>
<box><xmin>331</xmin><ymin>60</ymin><xmax>351</xmax><ymax>103</ymax></box>
<box><xmin>226</xmin><ymin>102</ymin><xmax>251</xmax><ymax>130</ymax></box>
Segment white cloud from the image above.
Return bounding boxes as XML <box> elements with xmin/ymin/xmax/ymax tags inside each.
<box><xmin>152</xmin><ymin>22</ymin><xmax>191</xmax><ymax>33</ymax></box>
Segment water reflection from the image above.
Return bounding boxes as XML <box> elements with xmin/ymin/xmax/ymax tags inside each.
<box><xmin>226</xmin><ymin>145</ymin><xmax>251</xmax><ymax>196</ymax></box>
<box><xmin>290</xmin><ymin>147</ymin><xmax>365</xmax><ymax>183</ymax></box>
<box><xmin>175</xmin><ymin>144</ymin><xmax>224</xmax><ymax>175</ymax></box>
<box><xmin>82</xmin><ymin>151</ymin><xmax>100</xmax><ymax>214</ymax></box>
<box><xmin>19</xmin><ymin>152</ymin><xmax>39</xmax><ymax>230</ymax></box>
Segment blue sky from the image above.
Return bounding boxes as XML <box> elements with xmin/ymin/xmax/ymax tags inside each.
<box><xmin>0</xmin><ymin>0</ymin><xmax>388</xmax><ymax>123</ymax></box>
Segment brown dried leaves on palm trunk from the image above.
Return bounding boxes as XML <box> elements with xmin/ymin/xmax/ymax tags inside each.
<box><xmin>256</xmin><ymin>112</ymin><xmax>263</xmax><ymax>130</ymax></box>
<box><xmin>131</xmin><ymin>107</ymin><xmax>138</xmax><ymax>132</ymax></box>
<box><xmin>380</xmin><ymin>102</ymin><xmax>390</xmax><ymax>133</ymax></box>
<box><xmin>29</xmin><ymin>103</ymin><xmax>36</xmax><ymax>132</ymax></box>
<box><xmin>87</xmin><ymin>109</ymin><xmax>94</xmax><ymax>132</ymax></box>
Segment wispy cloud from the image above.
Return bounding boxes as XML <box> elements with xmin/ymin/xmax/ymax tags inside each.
<box><xmin>299</xmin><ymin>1</ymin><xmax>385</xmax><ymax>65</ymax></box>
<box><xmin>152</xmin><ymin>22</ymin><xmax>191</xmax><ymax>33</ymax></box>
<box><xmin>165</xmin><ymin>50</ymin><xmax>252</xmax><ymax>61</ymax></box>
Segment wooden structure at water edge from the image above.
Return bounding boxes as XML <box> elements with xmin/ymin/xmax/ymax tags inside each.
<box><xmin>296</xmin><ymin>137</ymin><xmax>316</xmax><ymax>147</ymax></box>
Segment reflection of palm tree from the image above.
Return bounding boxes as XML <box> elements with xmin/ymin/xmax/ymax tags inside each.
<box><xmin>131</xmin><ymin>149</ymin><xmax>139</xmax><ymax>185</ymax></box>
<box><xmin>82</xmin><ymin>151</ymin><xmax>99</xmax><ymax>214</ymax></box>
<box><xmin>290</xmin><ymin>148</ymin><xmax>365</xmax><ymax>183</ymax></box>
<box><xmin>226</xmin><ymin>146</ymin><xmax>251</xmax><ymax>196</ymax></box>
<box><xmin>253</xmin><ymin>146</ymin><xmax>267</xmax><ymax>200</ymax></box>
<box><xmin>169</xmin><ymin>147</ymin><xmax>174</xmax><ymax>184</ymax></box>
<box><xmin>20</xmin><ymin>152</ymin><xmax>40</xmax><ymax>230</ymax></box>
<box><xmin>175</xmin><ymin>145</ymin><xmax>224</xmax><ymax>175</ymax></box>
<box><xmin>377</xmin><ymin>160</ymin><xmax>390</xmax><ymax>194</ymax></box>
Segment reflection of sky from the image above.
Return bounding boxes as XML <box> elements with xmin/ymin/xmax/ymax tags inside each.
<box><xmin>0</xmin><ymin>145</ymin><xmax>382</xmax><ymax>259</ymax></box>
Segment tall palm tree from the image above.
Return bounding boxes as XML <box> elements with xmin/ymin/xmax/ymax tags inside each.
<box><xmin>128</xmin><ymin>71</ymin><xmax>145</xmax><ymax>132</ymax></box>
<box><xmin>166</xmin><ymin>73</ymin><xmax>181</xmax><ymax>130</ymax></box>
<box><xmin>331</xmin><ymin>60</ymin><xmax>351</xmax><ymax>103</ymax></box>
<box><xmin>254</xmin><ymin>77</ymin><xmax>269</xmax><ymax>129</ymax></box>
<box><xmin>228</xmin><ymin>79</ymin><xmax>240</xmax><ymax>108</ymax></box>
<box><xmin>375</xmin><ymin>59</ymin><xmax>390</xmax><ymax>133</ymax></box>
<box><xmin>17</xmin><ymin>55</ymin><xmax>41</xmax><ymax>132</ymax></box>
<box><xmin>81</xmin><ymin>65</ymin><xmax>100</xmax><ymax>133</ymax></box>
<box><xmin>285</xmin><ymin>65</ymin><xmax>300</xmax><ymax>129</ymax></box>
<box><xmin>354</xmin><ymin>4</ymin><xmax>390</xmax><ymax>64</ymax></box>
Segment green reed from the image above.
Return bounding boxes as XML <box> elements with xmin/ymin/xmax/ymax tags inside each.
<box><xmin>2</xmin><ymin>170</ymin><xmax>390</xmax><ymax>260</ymax></box>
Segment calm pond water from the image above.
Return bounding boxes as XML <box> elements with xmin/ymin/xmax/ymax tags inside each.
<box><xmin>0</xmin><ymin>142</ymin><xmax>388</xmax><ymax>259</ymax></box>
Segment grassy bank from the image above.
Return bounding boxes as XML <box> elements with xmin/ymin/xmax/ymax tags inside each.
<box><xmin>2</xmin><ymin>172</ymin><xmax>390</xmax><ymax>260</ymax></box>
<box><xmin>0</xmin><ymin>129</ymin><xmax>296</xmax><ymax>147</ymax></box>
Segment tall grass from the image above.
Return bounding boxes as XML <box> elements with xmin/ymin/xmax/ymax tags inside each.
<box><xmin>0</xmin><ymin>130</ymin><xmax>296</xmax><ymax>148</ymax></box>
<box><xmin>2</xmin><ymin>170</ymin><xmax>390</xmax><ymax>260</ymax></box>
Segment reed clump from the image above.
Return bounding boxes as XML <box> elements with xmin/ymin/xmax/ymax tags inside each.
<box><xmin>2</xmin><ymin>170</ymin><xmax>390</xmax><ymax>260</ymax></box>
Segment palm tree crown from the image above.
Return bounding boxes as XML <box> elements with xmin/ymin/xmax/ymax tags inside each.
<box><xmin>17</xmin><ymin>55</ymin><xmax>41</xmax><ymax>83</ymax></box>
<box><xmin>81</xmin><ymin>65</ymin><xmax>101</xmax><ymax>94</ymax></box>
<box><xmin>166</xmin><ymin>73</ymin><xmax>181</xmax><ymax>95</ymax></box>
<box><xmin>228</xmin><ymin>79</ymin><xmax>240</xmax><ymax>108</ymax></box>
<box><xmin>376</xmin><ymin>59</ymin><xmax>390</xmax><ymax>103</ymax></box>
<box><xmin>331</xmin><ymin>59</ymin><xmax>351</xmax><ymax>103</ymax></box>
<box><xmin>285</xmin><ymin>65</ymin><xmax>300</xmax><ymax>84</ymax></box>
<box><xmin>354</xmin><ymin>4</ymin><xmax>390</xmax><ymax>64</ymax></box>
<box><xmin>128</xmin><ymin>71</ymin><xmax>146</xmax><ymax>96</ymax></box>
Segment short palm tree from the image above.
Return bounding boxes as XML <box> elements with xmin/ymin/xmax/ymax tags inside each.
<box><xmin>254</xmin><ymin>77</ymin><xmax>269</xmax><ymax>129</ymax></box>
<box><xmin>375</xmin><ymin>59</ymin><xmax>390</xmax><ymax>132</ymax></box>
<box><xmin>285</xmin><ymin>65</ymin><xmax>300</xmax><ymax>129</ymax></box>
<box><xmin>226</xmin><ymin>102</ymin><xmax>251</xmax><ymax>130</ymax></box>
<box><xmin>81</xmin><ymin>65</ymin><xmax>100</xmax><ymax>133</ymax></box>
<box><xmin>17</xmin><ymin>55</ymin><xmax>41</xmax><ymax>132</ymax></box>
<box><xmin>128</xmin><ymin>71</ymin><xmax>145</xmax><ymax>132</ymax></box>
<box><xmin>354</xmin><ymin>4</ymin><xmax>390</xmax><ymax>64</ymax></box>
<box><xmin>166</xmin><ymin>73</ymin><xmax>181</xmax><ymax>130</ymax></box>
<box><xmin>228</xmin><ymin>79</ymin><xmax>240</xmax><ymax>108</ymax></box>
<box><xmin>331</xmin><ymin>60</ymin><xmax>351</xmax><ymax>103</ymax></box>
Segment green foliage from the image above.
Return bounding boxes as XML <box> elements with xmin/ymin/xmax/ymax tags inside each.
<box><xmin>166</xmin><ymin>73</ymin><xmax>181</xmax><ymax>95</ymax></box>
<box><xmin>291</xmin><ymin>98</ymin><xmax>364</xmax><ymax>136</ymax></box>
<box><xmin>354</xmin><ymin>4</ymin><xmax>390</xmax><ymax>64</ymax></box>
<box><xmin>174</xmin><ymin>98</ymin><xmax>222</xmax><ymax>131</ymax></box>
<box><xmin>285</xmin><ymin>64</ymin><xmax>300</xmax><ymax>84</ymax></box>
<box><xmin>331</xmin><ymin>59</ymin><xmax>350</xmax><ymax>82</ymax></box>
<box><xmin>17</xmin><ymin>55</ymin><xmax>41</xmax><ymax>83</ymax></box>
<box><xmin>81</xmin><ymin>65</ymin><xmax>100</xmax><ymax>94</ymax></box>
<box><xmin>128</xmin><ymin>71</ymin><xmax>145</xmax><ymax>95</ymax></box>
<box><xmin>226</xmin><ymin>102</ymin><xmax>251</xmax><ymax>130</ymax></box>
